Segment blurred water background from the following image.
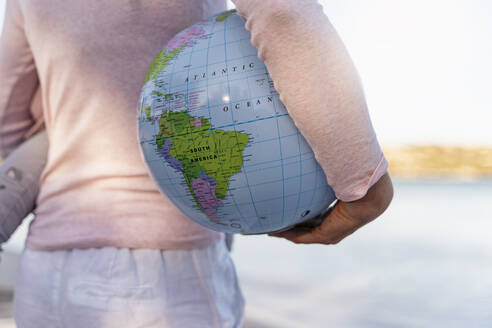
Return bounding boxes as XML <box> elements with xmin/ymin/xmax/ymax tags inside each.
<box><xmin>232</xmin><ymin>180</ymin><xmax>492</xmax><ymax>327</ymax></box>
<box><xmin>1</xmin><ymin>180</ymin><xmax>491</xmax><ymax>327</ymax></box>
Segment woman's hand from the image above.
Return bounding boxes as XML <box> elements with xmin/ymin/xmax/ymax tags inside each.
<box><xmin>269</xmin><ymin>173</ymin><xmax>394</xmax><ymax>245</ymax></box>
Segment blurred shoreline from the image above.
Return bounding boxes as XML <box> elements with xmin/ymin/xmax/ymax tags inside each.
<box><xmin>383</xmin><ymin>146</ymin><xmax>492</xmax><ymax>181</ymax></box>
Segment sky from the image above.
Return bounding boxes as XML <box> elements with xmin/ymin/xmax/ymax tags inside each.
<box><xmin>0</xmin><ymin>1</ymin><xmax>487</xmax><ymax>146</ymax></box>
<box><xmin>312</xmin><ymin>0</ymin><xmax>481</xmax><ymax>146</ymax></box>
<box><xmin>321</xmin><ymin>0</ymin><xmax>485</xmax><ymax>147</ymax></box>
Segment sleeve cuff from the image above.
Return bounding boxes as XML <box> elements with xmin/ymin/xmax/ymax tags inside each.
<box><xmin>335</xmin><ymin>154</ymin><xmax>389</xmax><ymax>202</ymax></box>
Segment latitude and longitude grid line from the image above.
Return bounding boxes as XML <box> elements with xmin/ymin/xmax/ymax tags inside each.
<box><xmin>150</xmin><ymin>26</ymin><xmax>204</xmax><ymax>201</ymax></box>
<box><xmin>153</xmin><ymin>167</ymin><xmax>318</xmax><ymax>194</ymax></box>
<box><xmin>150</xmin><ymin>163</ymin><xmax>318</xmax><ymax>201</ymax></box>
<box><xmin>151</xmin><ymin>168</ymin><xmax>318</xmax><ymax>196</ymax></box>
<box><xmin>307</xmin><ymin>157</ymin><xmax>321</xmax><ymax>216</ymax></box>
<box><xmin>151</xmin><ymin>35</ymin><xmax>274</xmax><ymax>112</ymax></box>
<box><xmin>138</xmin><ymin>104</ymin><xmax>177</xmax><ymax>199</ymax></box>
<box><xmin>142</xmin><ymin>118</ymin><xmax>292</xmax><ymax>152</ymax></box>
<box><xmin>155</xmin><ymin>194</ymin><xmax>315</xmax><ymax>221</ymax></box>
<box><xmin>152</xmin><ymin>170</ymin><xmax>329</xmax><ymax>220</ymax></box>
<box><xmin>140</xmin><ymin>49</ymin><xmax>179</xmax><ymax>198</ymax></box>
<box><xmin>223</xmin><ymin>15</ymin><xmax>266</xmax><ymax>232</ymax></box>
<box><xmin>164</xmin><ymin>67</ymin><xmax>266</xmax><ymax>105</ymax></box>
<box><xmin>156</xmin><ymin>184</ymin><xmax>323</xmax><ymax>209</ymax></box>
<box><xmin>147</xmin><ymin>142</ymin><xmax>318</xmax><ymax>194</ymax></box>
<box><xmin>149</xmin><ymin>33</ymin><xmax>189</xmax><ymax>201</ymax></box>
<box><xmin>172</xmin><ymin>27</ymin><xmax>253</xmax><ymax>72</ymax></box>
<box><xmin>142</xmin><ymin>26</ymin><xmax>229</xmax><ymax>204</ymax></box>
<box><xmin>205</xmin><ymin>18</ymin><xmax>248</xmax><ymax>227</ymax></box>
<box><xmin>166</xmin><ymin>31</ymin><xmax>196</xmax><ymax>200</ymax></box>
<box><xmin>164</xmin><ymin>31</ymin><xmax>266</xmax><ymax>100</ymax></box>
<box><xmin>166</xmin><ymin>65</ymin><xmax>270</xmax><ymax>95</ymax></box>
<box><xmin>150</xmin><ymin>92</ymin><xmax>282</xmax><ymax>124</ymax></box>
<box><xmin>147</xmin><ymin>145</ymin><xmax>316</xmax><ymax>178</ymax></box>
<box><xmin>149</xmin><ymin>96</ymin><xmax>289</xmax><ymax>139</ymax></box>
<box><xmin>220</xmin><ymin>192</ymin><xmax>308</xmax><ymax>217</ymax></box>
<box><xmin>271</xmin><ymin>82</ymin><xmax>287</xmax><ymax>227</ymax></box>
<box><xmin>244</xmin><ymin>152</ymin><xmax>314</xmax><ymax>170</ymax></box>
<box><xmin>293</xmin><ymin>122</ymin><xmax>304</xmax><ymax>221</ymax></box>
<box><xmin>167</xmin><ymin>51</ymin><xmax>259</xmax><ymax>77</ymax></box>
<box><xmin>165</xmin><ymin>55</ymin><xmax>260</xmax><ymax>87</ymax></box>
<box><xmin>167</xmin><ymin>71</ymin><xmax>274</xmax><ymax>106</ymax></box>
<box><xmin>180</xmin><ymin>20</ymin><xmax>220</xmax><ymax>218</ymax></box>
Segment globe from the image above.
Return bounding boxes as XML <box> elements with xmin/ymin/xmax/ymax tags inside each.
<box><xmin>137</xmin><ymin>9</ymin><xmax>336</xmax><ymax>234</ymax></box>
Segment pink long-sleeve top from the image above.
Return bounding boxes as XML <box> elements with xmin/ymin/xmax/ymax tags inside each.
<box><xmin>0</xmin><ymin>0</ymin><xmax>388</xmax><ymax>251</ymax></box>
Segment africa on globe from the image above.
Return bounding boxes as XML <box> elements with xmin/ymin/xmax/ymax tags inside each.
<box><xmin>137</xmin><ymin>9</ymin><xmax>336</xmax><ymax>234</ymax></box>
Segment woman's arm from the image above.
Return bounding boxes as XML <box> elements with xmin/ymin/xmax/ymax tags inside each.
<box><xmin>232</xmin><ymin>0</ymin><xmax>388</xmax><ymax>202</ymax></box>
<box><xmin>0</xmin><ymin>0</ymin><xmax>47</xmax><ymax>244</ymax></box>
<box><xmin>0</xmin><ymin>130</ymin><xmax>48</xmax><ymax>244</ymax></box>
<box><xmin>231</xmin><ymin>0</ymin><xmax>392</xmax><ymax>243</ymax></box>
<box><xmin>0</xmin><ymin>0</ymin><xmax>42</xmax><ymax>158</ymax></box>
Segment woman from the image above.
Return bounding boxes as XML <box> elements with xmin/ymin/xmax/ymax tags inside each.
<box><xmin>0</xmin><ymin>0</ymin><xmax>392</xmax><ymax>327</ymax></box>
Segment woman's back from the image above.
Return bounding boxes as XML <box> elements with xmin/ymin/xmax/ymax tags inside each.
<box><xmin>5</xmin><ymin>0</ymin><xmax>227</xmax><ymax>251</ymax></box>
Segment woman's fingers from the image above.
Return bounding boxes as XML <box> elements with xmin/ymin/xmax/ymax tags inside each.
<box><xmin>269</xmin><ymin>202</ymin><xmax>361</xmax><ymax>244</ymax></box>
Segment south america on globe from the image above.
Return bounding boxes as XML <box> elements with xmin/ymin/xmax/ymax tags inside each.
<box><xmin>137</xmin><ymin>9</ymin><xmax>336</xmax><ymax>234</ymax></box>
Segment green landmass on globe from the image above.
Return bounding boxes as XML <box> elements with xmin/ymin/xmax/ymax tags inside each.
<box><xmin>153</xmin><ymin>110</ymin><xmax>249</xmax><ymax>222</ymax></box>
<box><xmin>215</xmin><ymin>10</ymin><xmax>236</xmax><ymax>22</ymax></box>
<box><xmin>142</xmin><ymin>44</ymin><xmax>187</xmax><ymax>85</ymax></box>
<box><xmin>140</xmin><ymin>104</ymin><xmax>152</xmax><ymax>121</ymax></box>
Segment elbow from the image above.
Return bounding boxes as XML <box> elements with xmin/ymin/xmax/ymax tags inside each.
<box><xmin>375</xmin><ymin>172</ymin><xmax>394</xmax><ymax>216</ymax></box>
<box><xmin>366</xmin><ymin>172</ymin><xmax>394</xmax><ymax>219</ymax></box>
<box><xmin>344</xmin><ymin>172</ymin><xmax>394</xmax><ymax>222</ymax></box>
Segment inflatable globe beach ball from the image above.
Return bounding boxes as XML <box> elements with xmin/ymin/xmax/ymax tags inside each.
<box><xmin>138</xmin><ymin>9</ymin><xmax>336</xmax><ymax>234</ymax></box>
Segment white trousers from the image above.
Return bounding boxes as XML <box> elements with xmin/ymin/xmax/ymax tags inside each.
<box><xmin>13</xmin><ymin>237</ymin><xmax>245</xmax><ymax>328</ymax></box>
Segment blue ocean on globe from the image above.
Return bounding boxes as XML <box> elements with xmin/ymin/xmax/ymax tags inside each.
<box><xmin>138</xmin><ymin>9</ymin><xmax>336</xmax><ymax>234</ymax></box>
